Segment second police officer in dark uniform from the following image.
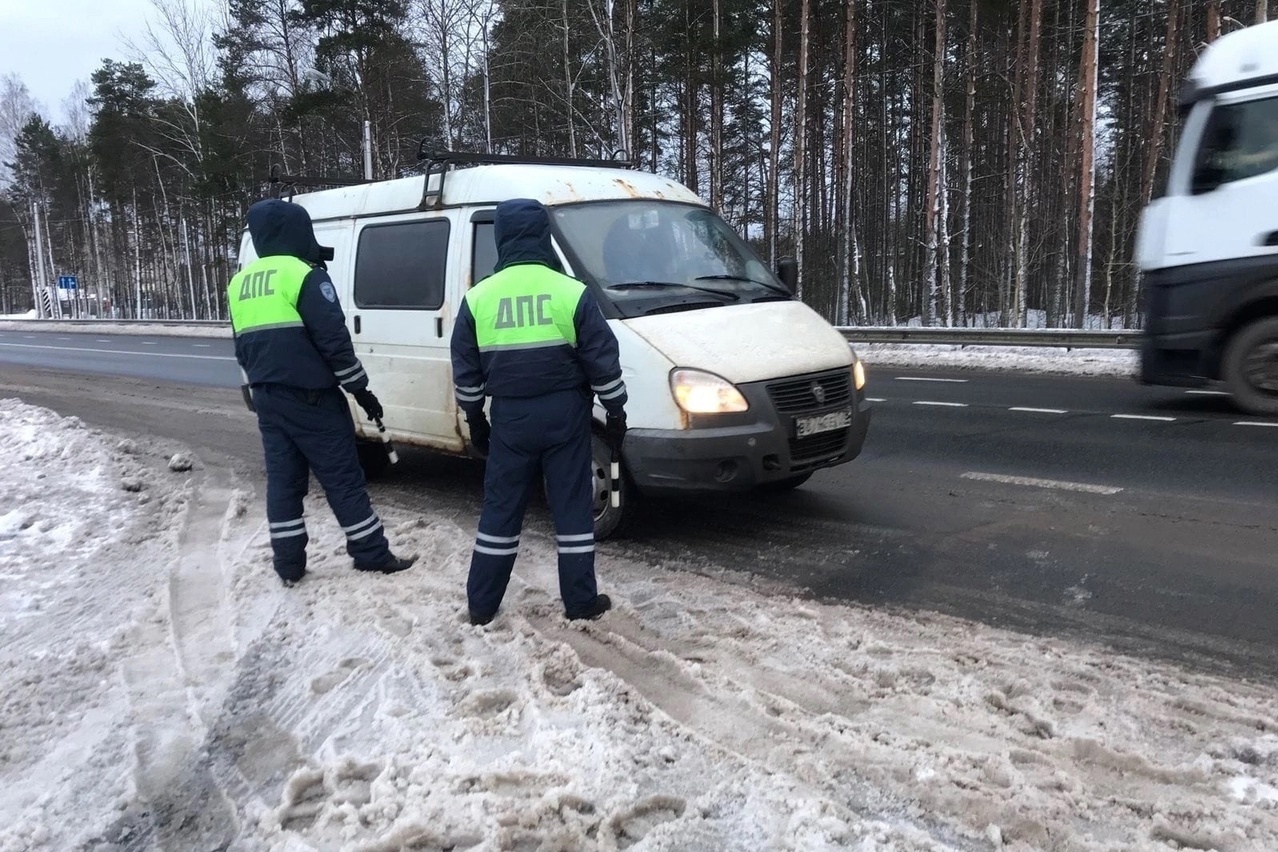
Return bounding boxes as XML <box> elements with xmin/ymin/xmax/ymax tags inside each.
<box><xmin>451</xmin><ymin>198</ymin><xmax>627</xmax><ymax>625</ymax></box>
<box><xmin>228</xmin><ymin>199</ymin><xmax>416</xmax><ymax>586</ymax></box>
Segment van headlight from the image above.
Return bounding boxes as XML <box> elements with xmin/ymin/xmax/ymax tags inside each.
<box><xmin>670</xmin><ymin>369</ymin><xmax>749</xmax><ymax>413</ymax></box>
<box><xmin>853</xmin><ymin>358</ymin><xmax>866</xmax><ymax>391</ymax></box>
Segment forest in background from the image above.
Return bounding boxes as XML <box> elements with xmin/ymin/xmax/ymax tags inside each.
<box><xmin>0</xmin><ymin>0</ymin><xmax>1269</xmax><ymax>325</ymax></box>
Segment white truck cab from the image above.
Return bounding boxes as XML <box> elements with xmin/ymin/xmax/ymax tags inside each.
<box><xmin>238</xmin><ymin>152</ymin><xmax>872</xmax><ymax>537</ymax></box>
<box><xmin>1136</xmin><ymin>20</ymin><xmax>1278</xmax><ymax>414</ymax></box>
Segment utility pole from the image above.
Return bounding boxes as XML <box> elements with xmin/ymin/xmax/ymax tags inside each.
<box><xmin>363</xmin><ymin>120</ymin><xmax>373</xmax><ymax>180</ymax></box>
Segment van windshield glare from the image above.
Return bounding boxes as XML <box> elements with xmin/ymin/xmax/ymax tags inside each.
<box><xmin>550</xmin><ymin>201</ymin><xmax>789</xmax><ymax>317</ymax></box>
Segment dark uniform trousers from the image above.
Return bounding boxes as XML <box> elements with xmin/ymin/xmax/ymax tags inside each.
<box><xmin>252</xmin><ymin>384</ymin><xmax>392</xmax><ymax>579</ymax></box>
<box><xmin>468</xmin><ymin>388</ymin><xmax>598</xmax><ymax>618</ymax></box>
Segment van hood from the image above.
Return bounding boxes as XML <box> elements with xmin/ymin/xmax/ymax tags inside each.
<box><xmin>621</xmin><ymin>301</ymin><xmax>852</xmax><ymax>385</ymax></box>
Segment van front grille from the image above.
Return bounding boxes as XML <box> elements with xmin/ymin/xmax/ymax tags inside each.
<box><xmin>766</xmin><ymin>370</ymin><xmax>853</xmax><ymax>414</ymax></box>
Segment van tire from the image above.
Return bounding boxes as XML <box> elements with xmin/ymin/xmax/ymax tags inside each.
<box><xmin>591</xmin><ymin>432</ymin><xmax>631</xmax><ymax>541</ymax></box>
<box><xmin>1223</xmin><ymin>317</ymin><xmax>1278</xmax><ymax>416</ymax></box>
<box><xmin>758</xmin><ymin>472</ymin><xmax>813</xmax><ymax>493</ymax></box>
<box><xmin>357</xmin><ymin>440</ymin><xmax>392</xmax><ymax>481</ymax></box>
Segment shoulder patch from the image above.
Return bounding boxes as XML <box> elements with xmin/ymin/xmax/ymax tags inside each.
<box><xmin>320</xmin><ymin>281</ymin><xmax>337</xmax><ymax>303</ymax></box>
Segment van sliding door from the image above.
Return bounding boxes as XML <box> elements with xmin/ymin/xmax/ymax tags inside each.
<box><xmin>351</xmin><ymin>215</ymin><xmax>462</xmax><ymax>451</ymax></box>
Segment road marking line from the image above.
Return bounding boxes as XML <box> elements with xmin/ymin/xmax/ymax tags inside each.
<box><xmin>895</xmin><ymin>376</ymin><xmax>969</xmax><ymax>383</ymax></box>
<box><xmin>1234</xmin><ymin>421</ymin><xmax>1278</xmax><ymax>428</ymax></box>
<box><xmin>96</xmin><ymin>339</ymin><xmax>111</xmax><ymax>343</ymax></box>
<box><xmin>141</xmin><ymin>341</ymin><xmax>158</xmax><ymax>345</ymax></box>
<box><xmin>866</xmin><ymin>397</ymin><xmax>886</xmax><ymax>402</ymax></box>
<box><xmin>0</xmin><ymin>342</ymin><xmax>235</xmax><ymax>361</ymax></box>
<box><xmin>57</xmin><ymin>337</ymin><xmax>70</xmax><ymax>340</ymax></box>
<box><xmin>23</xmin><ymin>335</ymin><xmax>35</xmax><ymax>339</ymax></box>
<box><xmin>1009</xmin><ymin>407</ymin><xmax>1067</xmax><ymax>414</ymax></box>
<box><xmin>1111</xmin><ymin>414</ymin><xmax>1176</xmax><ymax>422</ymax></box>
<box><xmin>913</xmin><ymin>401</ymin><xmax>968</xmax><ymax>407</ymax></box>
<box><xmin>1186</xmin><ymin>390</ymin><xmax>1229</xmax><ymax>396</ymax></box>
<box><xmin>192</xmin><ymin>343</ymin><xmax>211</xmax><ymax>347</ymax></box>
<box><xmin>961</xmin><ymin>471</ymin><xmax>1123</xmax><ymax>495</ymax></box>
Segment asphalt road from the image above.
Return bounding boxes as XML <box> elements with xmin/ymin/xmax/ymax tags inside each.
<box><xmin>3</xmin><ymin>329</ymin><xmax>1277</xmax><ymax>678</ymax></box>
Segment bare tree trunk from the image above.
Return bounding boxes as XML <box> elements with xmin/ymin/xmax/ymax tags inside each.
<box><xmin>838</xmin><ymin>0</ymin><xmax>866</xmax><ymax>325</ymax></box>
<box><xmin>709</xmin><ymin>0</ymin><xmax>724</xmax><ymax>211</ymax></box>
<box><xmin>1207</xmin><ymin>0</ymin><xmax>1221</xmax><ymax>41</ymax></box>
<box><xmin>561</xmin><ymin>0</ymin><xmax>577</xmax><ymax>157</ymax></box>
<box><xmin>1258</xmin><ymin>0</ymin><xmax>1269</xmax><ymax>24</ymax></box>
<box><xmin>923</xmin><ymin>0</ymin><xmax>947</xmax><ymax>327</ymax></box>
<box><xmin>1128</xmin><ymin>0</ymin><xmax>1180</xmax><ymax>322</ymax></box>
<box><xmin>957</xmin><ymin>0</ymin><xmax>977</xmax><ymax>327</ymax></box>
<box><xmin>794</xmin><ymin>0</ymin><xmax>812</xmax><ymax>299</ymax></box>
<box><xmin>767</xmin><ymin>0</ymin><xmax>782</xmax><ymax>264</ymax></box>
<box><xmin>939</xmin><ymin>134</ymin><xmax>953</xmax><ymax>326</ymax></box>
<box><xmin>1013</xmin><ymin>0</ymin><xmax>1043</xmax><ymax>328</ymax></box>
<box><xmin>1073</xmin><ymin>0</ymin><xmax>1100</xmax><ymax>329</ymax></box>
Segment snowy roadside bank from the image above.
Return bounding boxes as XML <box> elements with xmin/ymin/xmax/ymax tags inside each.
<box><xmin>851</xmin><ymin>342</ymin><xmax>1139</xmax><ymax>380</ymax></box>
<box><xmin>3</xmin><ymin>402</ymin><xmax>1276</xmax><ymax>851</ymax></box>
<box><xmin>0</xmin><ymin>320</ymin><xmax>231</xmax><ymax>339</ymax></box>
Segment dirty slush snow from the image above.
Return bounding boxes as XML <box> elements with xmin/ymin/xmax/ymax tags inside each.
<box><xmin>2</xmin><ymin>401</ymin><xmax>1277</xmax><ymax>852</ymax></box>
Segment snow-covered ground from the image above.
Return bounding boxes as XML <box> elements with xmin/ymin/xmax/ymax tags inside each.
<box><xmin>853</xmin><ymin>343</ymin><xmax>1138</xmax><ymax>379</ymax></box>
<box><xmin>4</xmin><ymin>401</ymin><xmax>1278</xmax><ymax>851</ymax></box>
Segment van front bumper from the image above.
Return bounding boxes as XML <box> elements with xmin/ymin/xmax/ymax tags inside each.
<box><xmin>624</xmin><ymin>390</ymin><xmax>872</xmax><ymax>493</ymax></box>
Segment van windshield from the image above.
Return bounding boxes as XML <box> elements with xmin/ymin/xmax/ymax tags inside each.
<box><xmin>550</xmin><ymin>201</ymin><xmax>790</xmax><ymax>318</ymax></box>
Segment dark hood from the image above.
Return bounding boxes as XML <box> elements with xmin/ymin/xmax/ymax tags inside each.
<box><xmin>247</xmin><ymin>199</ymin><xmax>327</xmax><ymax>264</ymax></box>
<box><xmin>494</xmin><ymin>198</ymin><xmax>561</xmax><ymax>271</ymax></box>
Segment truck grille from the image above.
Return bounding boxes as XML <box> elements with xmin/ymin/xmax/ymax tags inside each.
<box><xmin>765</xmin><ymin>369</ymin><xmax>854</xmax><ymax>471</ymax></box>
<box><xmin>766</xmin><ymin>370</ymin><xmax>853</xmax><ymax>414</ymax></box>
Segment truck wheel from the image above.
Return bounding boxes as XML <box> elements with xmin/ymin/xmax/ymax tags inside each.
<box><xmin>357</xmin><ymin>440</ymin><xmax>392</xmax><ymax>481</ymax></box>
<box><xmin>591</xmin><ymin>433</ymin><xmax>631</xmax><ymax>540</ymax></box>
<box><xmin>1223</xmin><ymin>317</ymin><xmax>1278</xmax><ymax>416</ymax></box>
<box><xmin>758</xmin><ymin>472</ymin><xmax>814</xmax><ymax>493</ymax></box>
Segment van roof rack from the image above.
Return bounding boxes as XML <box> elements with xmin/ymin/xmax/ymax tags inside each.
<box><xmin>268</xmin><ymin>164</ymin><xmax>376</xmax><ymax>200</ymax></box>
<box><xmin>416</xmin><ymin>146</ymin><xmax>636</xmax><ymax>209</ymax></box>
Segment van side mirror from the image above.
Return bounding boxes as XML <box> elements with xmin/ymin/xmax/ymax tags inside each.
<box><xmin>777</xmin><ymin>257</ymin><xmax>798</xmax><ymax>293</ymax></box>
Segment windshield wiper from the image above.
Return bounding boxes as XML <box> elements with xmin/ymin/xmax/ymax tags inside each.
<box><xmin>693</xmin><ymin>274</ymin><xmax>791</xmax><ymax>298</ymax></box>
<box><xmin>606</xmin><ymin>281</ymin><xmax>740</xmax><ymax>301</ymax></box>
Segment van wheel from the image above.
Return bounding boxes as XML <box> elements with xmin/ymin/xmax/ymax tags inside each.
<box><xmin>357</xmin><ymin>440</ymin><xmax>391</xmax><ymax>481</ymax></box>
<box><xmin>1223</xmin><ymin>317</ymin><xmax>1278</xmax><ymax>416</ymax></box>
<box><xmin>591</xmin><ymin>433</ymin><xmax>631</xmax><ymax>541</ymax></box>
<box><xmin>758</xmin><ymin>472</ymin><xmax>813</xmax><ymax>493</ymax></box>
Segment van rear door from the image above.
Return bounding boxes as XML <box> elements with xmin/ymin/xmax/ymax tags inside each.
<box><xmin>349</xmin><ymin>212</ymin><xmax>462</xmax><ymax>451</ymax></box>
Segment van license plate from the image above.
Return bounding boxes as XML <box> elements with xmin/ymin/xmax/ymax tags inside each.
<box><xmin>795</xmin><ymin>409</ymin><xmax>852</xmax><ymax>438</ymax></box>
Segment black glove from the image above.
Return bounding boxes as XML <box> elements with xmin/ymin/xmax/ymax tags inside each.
<box><xmin>467</xmin><ymin>414</ymin><xmax>491</xmax><ymax>459</ymax></box>
<box><xmin>352</xmin><ymin>388</ymin><xmax>383</xmax><ymax>421</ymax></box>
<box><xmin>604</xmin><ymin>412</ymin><xmax>627</xmax><ymax>453</ymax></box>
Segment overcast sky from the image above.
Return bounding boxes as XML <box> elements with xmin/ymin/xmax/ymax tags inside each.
<box><xmin>0</xmin><ymin>0</ymin><xmax>209</xmax><ymax>121</ymax></box>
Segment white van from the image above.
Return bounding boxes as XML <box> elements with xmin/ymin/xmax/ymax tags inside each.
<box><xmin>239</xmin><ymin>153</ymin><xmax>872</xmax><ymax>536</ymax></box>
<box><xmin>1136</xmin><ymin>20</ymin><xmax>1278</xmax><ymax>414</ymax></box>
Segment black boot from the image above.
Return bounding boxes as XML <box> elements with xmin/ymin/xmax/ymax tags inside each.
<box><xmin>355</xmin><ymin>554</ymin><xmax>417</xmax><ymax>575</ymax></box>
<box><xmin>566</xmin><ymin>593</ymin><xmax>611</xmax><ymax>621</ymax></box>
<box><xmin>279</xmin><ymin>569</ymin><xmax>307</xmax><ymax>588</ymax></box>
<box><xmin>469</xmin><ymin>609</ymin><xmax>496</xmax><ymax>626</ymax></box>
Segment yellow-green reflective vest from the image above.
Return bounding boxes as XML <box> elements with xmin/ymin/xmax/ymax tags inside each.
<box><xmin>464</xmin><ymin>264</ymin><xmax>583</xmax><ymax>353</ymax></box>
<box><xmin>228</xmin><ymin>255</ymin><xmax>312</xmax><ymax>334</ymax></box>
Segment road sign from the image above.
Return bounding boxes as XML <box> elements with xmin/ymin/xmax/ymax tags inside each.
<box><xmin>57</xmin><ymin>275</ymin><xmax>78</xmax><ymax>290</ymax></box>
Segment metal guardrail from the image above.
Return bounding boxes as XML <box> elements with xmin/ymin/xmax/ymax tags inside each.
<box><xmin>839</xmin><ymin>326</ymin><xmax>1141</xmax><ymax>349</ymax></box>
<box><xmin>3</xmin><ymin>318</ymin><xmax>1142</xmax><ymax>348</ymax></box>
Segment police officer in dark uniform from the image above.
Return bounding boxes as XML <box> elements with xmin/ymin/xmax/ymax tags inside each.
<box><xmin>451</xmin><ymin>198</ymin><xmax>626</xmax><ymax>625</ymax></box>
<box><xmin>229</xmin><ymin>199</ymin><xmax>416</xmax><ymax>586</ymax></box>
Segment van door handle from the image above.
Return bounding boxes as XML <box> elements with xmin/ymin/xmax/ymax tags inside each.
<box><xmin>1263</xmin><ymin>231</ymin><xmax>1278</xmax><ymax>247</ymax></box>
<box><xmin>354</xmin><ymin>315</ymin><xmax>361</xmax><ymax>334</ymax></box>
<box><xmin>436</xmin><ymin>317</ymin><xmax>443</xmax><ymax>338</ymax></box>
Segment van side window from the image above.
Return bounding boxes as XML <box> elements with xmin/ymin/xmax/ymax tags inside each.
<box><xmin>354</xmin><ymin>220</ymin><xmax>450</xmax><ymax>309</ymax></box>
<box><xmin>1191</xmin><ymin>95</ymin><xmax>1278</xmax><ymax>194</ymax></box>
<box><xmin>472</xmin><ymin>222</ymin><xmax>498</xmax><ymax>286</ymax></box>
